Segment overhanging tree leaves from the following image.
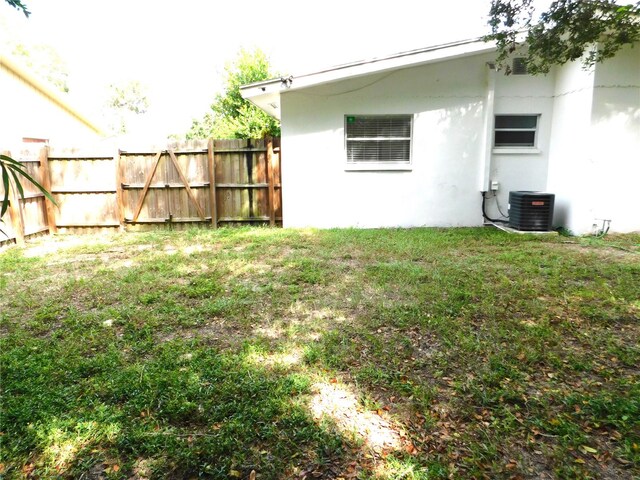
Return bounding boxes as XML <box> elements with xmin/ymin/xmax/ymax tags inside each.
<box><xmin>4</xmin><ymin>0</ymin><xmax>29</xmax><ymax>16</ymax></box>
<box><xmin>486</xmin><ymin>0</ymin><xmax>640</xmax><ymax>74</ymax></box>
<box><xmin>187</xmin><ymin>48</ymin><xmax>280</xmax><ymax>139</ymax></box>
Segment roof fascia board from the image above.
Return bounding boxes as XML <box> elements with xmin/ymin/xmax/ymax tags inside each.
<box><xmin>240</xmin><ymin>79</ymin><xmax>284</xmax><ymax>99</ymax></box>
<box><xmin>241</xmin><ymin>38</ymin><xmax>497</xmax><ymax>100</ymax></box>
<box><xmin>289</xmin><ymin>41</ymin><xmax>496</xmax><ymax>91</ymax></box>
<box><xmin>240</xmin><ymin>38</ymin><xmax>498</xmax><ymax>118</ymax></box>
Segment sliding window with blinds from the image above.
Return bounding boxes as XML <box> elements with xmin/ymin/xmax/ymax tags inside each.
<box><xmin>345</xmin><ymin>115</ymin><xmax>412</xmax><ymax>164</ymax></box>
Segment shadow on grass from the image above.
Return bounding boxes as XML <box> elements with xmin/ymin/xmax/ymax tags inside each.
<box><xmin>2</xmin><ymin>337</ymin><xmax>347</xmax><ymax>479</ymax></box>
<box><xmin>1</xmin><ymin>227</ymin><xmax>639</xmax><ymax>479</ymax></box>
<box><xmin>1</xmin><ymin>229</ymin><xmax>417</xmax><ymax>479</ymax></box>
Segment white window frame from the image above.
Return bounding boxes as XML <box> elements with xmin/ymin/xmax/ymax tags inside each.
<box><xmin>344</xmin><ymin>114</ymin><xmax>413</xmax><ymax>171</ymax></box>
<box><xmin>493</xmin><ymin>114</ymin><xmax>540</xmax><ymax>152</ymax></box>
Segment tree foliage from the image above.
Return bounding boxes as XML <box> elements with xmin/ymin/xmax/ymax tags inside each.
<box><xmin>12</xmin><ymin>43</ymin><xmax>70</xmax><ymax>93</ymax></box>
<box><xmin>186</xmin><ymin>49</ymin><xmax>280</xmax><ymax>140</ymax></box>
<box><xmin>105</xmin><ymin>81</ymin><xmax>150</xmax><ymax>135</ymax></box>
<box><xmin>108</xmin><ymin>80</ymin><xmax>149</xmax><ymax>115</ymax></box>
<box><xmin>486</xmin><ymin>0</ymin><xmax>640</xmax><ymax>74</ymax></box>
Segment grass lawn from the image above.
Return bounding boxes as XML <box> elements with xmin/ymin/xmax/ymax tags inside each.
<box><xmin>1</xmin><ymin>227</ymin><xmax>639</xmax><ymax>479</ymax></box>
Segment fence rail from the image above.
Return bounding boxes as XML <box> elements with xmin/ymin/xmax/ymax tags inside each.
<box><xmin>0</xmin><ymin>138</ymin><xmax>281</xmax><ymax>244</ymax></box>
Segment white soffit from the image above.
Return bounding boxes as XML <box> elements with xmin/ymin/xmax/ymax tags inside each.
<box><xmin>241</xmin><ymin>37</ymin><xmax>497</xmax><ymax>118</ymax></box>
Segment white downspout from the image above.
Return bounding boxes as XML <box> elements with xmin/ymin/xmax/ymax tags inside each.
<box><xmin>478</xmin><ymin>62</ymin><xmax>496</xmax><ymax>192</ymax></box>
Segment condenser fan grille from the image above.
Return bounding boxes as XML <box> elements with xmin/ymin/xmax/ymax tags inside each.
<box><xmin>508</xmin><ymin>191</ymin><xmax>555</xmax><ymax>231</ymax></box>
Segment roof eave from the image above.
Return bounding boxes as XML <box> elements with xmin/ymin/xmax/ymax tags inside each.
<box><xmin>241</xmin><ymin>37</ymin><xmax>498</xmax><ymax>118</ymax></box>
<box><xmin>0</xmin><ymin>54</ymin><xmax>105</xmax><ymax>136</ymax></box>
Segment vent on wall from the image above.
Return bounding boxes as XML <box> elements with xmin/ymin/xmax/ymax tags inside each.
<box><xmin>512</xmin><ymin>57</ymin><xmax>528</xmax><ymax>75</ymax></box>
<box><xmin>508</xmin><ymin>191</ymin><xmax>555</xmax><ymax>231</ymax></box>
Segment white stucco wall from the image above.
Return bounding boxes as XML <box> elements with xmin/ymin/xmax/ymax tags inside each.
<box><xmin>0</xmin><ymin>64</ymin><xmax>101</xmax><ymax>148</ymax></box>
<box><xmin>280</xmin><ymin>44</ymin><xmax>639</xmax><ymax>232</ymax></box>
<box><xmin>281</xmin><ymin>53</ymin><xmax>558</xmax><ymax>228</ymax></box>
<box><xmin>547</xmin><ymin>44</ymin><xmax>640</xmax><ymax>234</ymax></box>
<box><xmin>483</xmin><ymin>70</ymin><xmax>556</xmax><ymax>221</ymax></box>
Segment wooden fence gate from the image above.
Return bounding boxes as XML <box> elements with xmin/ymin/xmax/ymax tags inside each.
<box><xmin>0</xmin><ymin>138</ymin><xmax>282</xmax><ymax>244</ymax></box>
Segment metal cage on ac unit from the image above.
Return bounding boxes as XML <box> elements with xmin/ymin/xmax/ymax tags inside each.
<box><xmin>508</xmin><ymin>191</ymin><xmax>555</xmax><ymax>232</ymax></box>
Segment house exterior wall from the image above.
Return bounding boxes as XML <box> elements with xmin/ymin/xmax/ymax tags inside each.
<box><xmin>280</xmin><ymin>53</ymin><xmax>558</xmax><ymax>229</ymax></box>
<box><xmin>280</xmin><ymin>55</ymin><xmax>488</xmax><ymax>228</ymax></box>
<box><xmin>484</xmin><ymin>69</ymin><xmax>556</xmax><ymax>221</ymax></box>
<box><xmin>547</xmin><ymin>43</ymin><xmax>640</xmax><ymax>234</ymax></box>
<box><xmin>0</xmin><ymin>62</ymin><xmax>100</xmax><ymax>147</ymax></box>
<box><xmin>278</xmin><ymin>43</ymin><xmax>638</xmax><ymax>232</ymax></box>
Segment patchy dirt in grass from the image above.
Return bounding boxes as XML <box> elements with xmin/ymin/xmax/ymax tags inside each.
<box><xmin>157</xmin><ymin>319</ymin><xmax>245</xmax><ymax>348</ymax></box>
<box><xmin>308</xmin><ymin>381</ymin><xmax>411</xmax><ymax>455</ymax></box>
<box><xmin>559</xmin><ymin>240</ymin><xmax>640</xmax><ymax>263</ymax></box>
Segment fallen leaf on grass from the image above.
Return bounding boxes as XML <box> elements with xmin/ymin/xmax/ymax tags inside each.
<box><xmin>609</xmin><ymin>430</ymin><xmax>622</xmax><ymax>440</ymax></box>
<box><xmin>580</xmin><ymin>445</ymin><xmax>598</xmax><ymax>454</ymax></box>
<box><xmin>230</xmin><ymin>470</ymin><xmax>241</xmax><ymax>478</ymax></box>
<box><xmin>405</xmin><ymin>443</ymin><xmax>418</xmax><ymax>455</ymax></box>
<box><xmin>595</xmin><ymin>451</ymin><xmax>612</xmax><ymax>463</ymax></box>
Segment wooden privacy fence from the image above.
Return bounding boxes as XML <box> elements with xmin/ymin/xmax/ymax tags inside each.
<box><xmin>0</xmin><ymin>138</ymin><xmax>282</xmax><ymax>244</ymax></box>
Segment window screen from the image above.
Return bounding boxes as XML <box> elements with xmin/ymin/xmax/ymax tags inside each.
<box><xmin>494</xmin><ymin>115</ymin><xmax>538</xmax><ymax>147</ymax></box>
<box><xmin>512</xmin><ymin>57</ymin><xmax>528</xmax><ymax>75</ymax></box>
<box><xmin>346</xmin><ymin>115</ymin><xmax>412</xmax><ymax>163</ymax></box>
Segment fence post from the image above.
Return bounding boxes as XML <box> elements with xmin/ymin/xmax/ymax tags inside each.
<box><xmin>38</xmin><ymin>146</ymin><xmax>58</xmax><ymax>234</ymax></box>
<box><xmin>207</xmin><ymin>139</ymin><xmax>217</xmax><ymax>228</ymax></box>
<box><xmin>2</xmin><ymin>150</ymin><xmax>25</xmax><ymax>245</ymax></box>
<box><xmin>266</xmin><ymin>137</ymin><xmax>276</xmax><ymax>227</ymax></box>
<box><xmin>115</xmin><ymin>149</ymin><xmax>125</xmax><ymax>231</ymax></box>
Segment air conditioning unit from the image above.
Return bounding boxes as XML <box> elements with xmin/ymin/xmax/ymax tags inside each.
<box><xmin>508</xmin><ymin>191</ymin><xmax>555</xmax><ymax>231</ymax></box>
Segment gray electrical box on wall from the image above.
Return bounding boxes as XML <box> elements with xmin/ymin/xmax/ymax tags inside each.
<box><xmin>508</xmin><ymin>191</ymin><xmax>555</xmax><ymax>231</ymax></box>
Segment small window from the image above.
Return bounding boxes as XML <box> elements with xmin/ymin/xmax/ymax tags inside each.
<box><xmin>512</xmin><ymin>57</ymin><xmax>528</xmax><ymax>75</ymax></box>
<box><xmin>345</xmin><ymin>115</ymin><xmax>412</xmax><ymax>164</ymax></box>
<box><xmin>494</xmin><ymin>115</ymin><xmax>538</xmax><ymax>148</ymax></box>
